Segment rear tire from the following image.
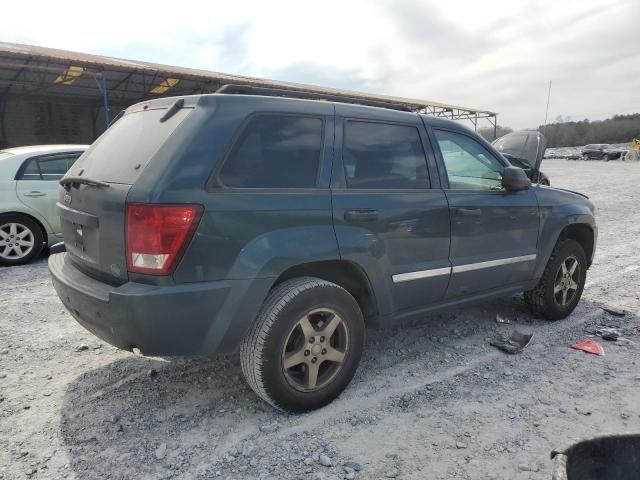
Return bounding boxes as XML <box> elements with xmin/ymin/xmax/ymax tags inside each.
<box><xmin>524</xmin><ymin>239</ymin><xmax>587</xmax><ymax>320</ymax></box>
<box><xmin>240</xmin><ymin>277</ymin><xmax>365</xmax><ymax>412</ymax></box>
<box><xmin>0</xmin><ymin>214</ymin><xmax>44</xmax><ymax>266</ymax></box>
<box><xmin>603</xmin><ymin>154</ymin><xmax>610</xmax><ymax>162</ymax></box>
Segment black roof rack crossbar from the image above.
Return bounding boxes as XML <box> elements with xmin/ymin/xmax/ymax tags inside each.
<box><xmin>215</xmin><ymin>84</ymin><xmax>414</xmax><ymax>112</ymax></box>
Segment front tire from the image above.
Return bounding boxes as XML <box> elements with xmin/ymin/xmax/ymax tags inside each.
<box><xmin>240</xmin><ymin>277</ymin><xmax>365</xmax><ymax>412</ymax></box>
<box><xmin>524</xmin><ymin>239</ymin><xmax>587</xmax><ymax>320</ymax></box>
<box><xmin>603</xmin><ymin>154</ymin><xmax>610</xmax><ymax>161</ymax></box>
<box><xmin>0</xmin><ymin>214</ymin><xmax>44</xmax><ymax>266</ymax></box>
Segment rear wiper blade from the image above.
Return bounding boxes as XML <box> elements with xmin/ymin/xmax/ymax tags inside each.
<box><xmin>60</xmin><ymin>176</ymin><xmax>110</xmax><ymax>189</ymax></box>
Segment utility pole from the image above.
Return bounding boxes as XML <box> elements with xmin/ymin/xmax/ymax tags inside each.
<box><xmin>543</xmin><ymin>80</ymin><xmax>552</xmax><ymax>135</ymax></box>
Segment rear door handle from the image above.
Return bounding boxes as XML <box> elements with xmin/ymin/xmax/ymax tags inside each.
<box><xmin>344</xmin><ymin>209</ymin><xmax>379</xmax><ymax>222</ymax></box>
<box><xmin>456</xmin><ymin>208</ymin><xmax>481</xmax><ymax>217</ymax></box>
<box><xmin>24</xmin><ymin>191</ymin><xmax>46</xmax><ymax>197</ymax></box>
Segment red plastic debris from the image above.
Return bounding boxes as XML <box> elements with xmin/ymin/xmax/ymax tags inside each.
<box><xmin>570</xmin><ymin>339</ymin><xmax>605</xmax><ymax>356</ymax></box>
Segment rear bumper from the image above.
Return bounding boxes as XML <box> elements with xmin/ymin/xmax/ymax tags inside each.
<box><xmin>48</xmin><ymin>253</ymin><xmax>273</xmax><ymax>356</ymax></box>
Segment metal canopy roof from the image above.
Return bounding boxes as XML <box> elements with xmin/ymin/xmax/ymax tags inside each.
<box><xmin>0</xmin><ymin>42</ymin><xmax>497</xmax><ymax>128</ymax></box>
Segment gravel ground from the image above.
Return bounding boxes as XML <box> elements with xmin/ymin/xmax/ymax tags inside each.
<box><xmin>1</xmin><ymin>159</ymin><xmax>639</xmax><ymax>480</ymax></box>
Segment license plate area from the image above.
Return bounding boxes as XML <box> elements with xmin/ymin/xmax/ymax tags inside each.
<box><xmin>58</xmin><ymin>202</ymin><xmax>100</xmax><ymax>264</ymax></box>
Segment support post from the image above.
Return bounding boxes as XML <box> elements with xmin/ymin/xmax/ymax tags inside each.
<box><xmin>93</xmin><ymin>72</ymin><xmax>109</xmax><ymax>129</ymax></box>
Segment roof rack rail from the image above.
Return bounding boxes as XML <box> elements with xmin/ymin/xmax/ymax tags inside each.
<box><xmin>215</xmin><ymin>84</ymin><xmax>413</xmax><ymax>112</ymax></box>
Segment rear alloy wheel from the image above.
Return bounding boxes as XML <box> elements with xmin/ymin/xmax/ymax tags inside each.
<box><xmin>524</xmin><ymin>239</ymin><xmax>587</xmax><ymax>320</ymax></box>
<box><xmin>240</xmin><ymin>277</ymin><xmax>365</xmax><ymax>412</ymax></box>
<box><xmin>282</xmin><ymin>307</ymin><xmax>349</xmax><ymax>392</ymax></box>
<box><xmin>0</xmin><ymin>215</ymin><xmax>44</xmax><ymax>266</ymax></box>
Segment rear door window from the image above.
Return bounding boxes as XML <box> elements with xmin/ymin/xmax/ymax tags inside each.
<box><xmin>39</xmin><ymin>156</ymin><xmax>78</xmax><ymax>180</ymax></box>
<box><xmin>17</xmin><ymin>153</ymin><xmax>81</xmax><ymax>181</ymax></box>
<box><xmin>343</xmin><ymin>121</ymin><xmax>429</xmax><ymax>189</ymax></box>
<box><xmin>218</xmin><ymin>114</ymin><xmax>323</xmax><ymax>188</ymax></box>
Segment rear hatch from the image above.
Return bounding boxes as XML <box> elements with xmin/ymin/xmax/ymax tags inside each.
<box><xmin>58</xmin><ymin>100</ymin><xmax>193</xmax><ymax>284</ymax></box>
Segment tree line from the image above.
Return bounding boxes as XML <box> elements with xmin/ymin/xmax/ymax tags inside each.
<box><xmin>478</xmin><ymin>113</ymin><xmax>640</xmax><ymax>147</ymax></box>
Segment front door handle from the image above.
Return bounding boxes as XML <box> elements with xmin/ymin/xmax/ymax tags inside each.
<box><xmin>456</xmin><ymin>208</ymin><xmax>481</xmax><ymax>217</ymax></box>
<box><xmin>344</xmin><ymin>209</ymin><xmax>379</xmax><ymax>222</ymax></box>
<box><xmin>24</xmin><ymin>191</ymin><xmax>46</xmax><ymax>197</ymax></box>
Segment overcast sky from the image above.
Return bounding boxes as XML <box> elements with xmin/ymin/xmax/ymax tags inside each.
<box><xmin>2</xmin><ymin>0</ymin><xmax>639</xmax><ymax>129</ymax></box>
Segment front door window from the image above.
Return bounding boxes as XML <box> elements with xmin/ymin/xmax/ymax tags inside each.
<box><xmin>434</xmin><ymin>130</ymin><xmax>504</xmax><ymax>191</ymax></box>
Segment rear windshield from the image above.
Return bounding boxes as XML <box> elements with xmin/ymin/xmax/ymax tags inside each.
<box><xmin>68</xmin><ymin>107</ymin><xmax>191</xmax><ymax>184</ymax></box>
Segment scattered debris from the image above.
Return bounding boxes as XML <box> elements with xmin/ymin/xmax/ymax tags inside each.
<box><xmin>570</xmin><ymin>339</ymin><xmax>605</xmax><ymax>356</ymax></box>
<box><xmin>490</xmin><ymin>331</ymin><xmax>533</xmax><ymax>354</ymax></box>
<box><xmin>344</xmin><ymin>462</ymin><xmax>362</xmax><ymax>472</ymax></box>
<box><xmin>495</xmin><ymin>314</ymin><xmax>512</xmax><ymax>325</ymax></box>
<box><xmin>600</xmin><ymin>306</ymin><xmax>626</xmax><ymax>317</ymax></box>
<box><xmin>154</xmin><ymin>443</ymin><xmax>167</xmax><ymax>460</ymax></box>
<box><xmin>259</xmin><ymin>421</ymin><xmax>280</xmax><ymax>433</ymax></box>
<box><xmin>595</xmin><ymin>327</ymin><xmax>621</xmax><ymax>342</ymax></box>
<box><xmin>383</xmin><ymin>467</ymin><xmax>401</xmax><ymax>478</ymax></box>
<box><xmin>318</xmin><ymin>453</ymin><xmax>334</xmax><ymax>467</ymax></box>
<box><xmin>76</xmin><ymin>344</ymin><xmax>89</xmax><ymax>352</ymax></box>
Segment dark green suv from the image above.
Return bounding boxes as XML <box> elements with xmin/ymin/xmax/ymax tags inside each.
<box><xmin>49</xmin><ymin>86</ymin><xmax>597</xmax><ymax>412</ymax></box>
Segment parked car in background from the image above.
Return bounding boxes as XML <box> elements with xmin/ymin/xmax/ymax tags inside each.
<box><xmin>492</xmin><ymin>130</ymin><xmax>550</xmax><ymax>185</ymax></box>
<box><xmin>48</xmin><ymin>89</ymin><xmax>596</xmax><ymax>412</ymax></box>
<box><xmin>581</xmin><ymin>144</ymin><xmax>624</xmax><ymax>161</ymax></box>
<box><xmin>0</xmin><ymin>145</ymin><xmax>88</xmax><ymax>265</ymax></box>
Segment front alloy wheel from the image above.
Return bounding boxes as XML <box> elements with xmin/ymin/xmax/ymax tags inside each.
<box><xmin>524</xmin><ymin>239</ymin><xmax>587</xmax><ymax>320</ymax></box>
<box><xmin>553</xmin><ymin>255</ymin><xmax>581</xmax><ymax>307</ymax></box>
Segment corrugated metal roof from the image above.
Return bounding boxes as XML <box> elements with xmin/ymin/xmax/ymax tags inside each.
<box><xmin>0</xmin><ymin>42</ymin><xmax>496</xmax><ymax>117</ymax></box>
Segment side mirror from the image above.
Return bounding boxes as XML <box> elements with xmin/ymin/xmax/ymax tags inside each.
<box><xmin>502</xmin><ymin>166</ymin><xmax>531</xmax><ymax>192</ymax></box>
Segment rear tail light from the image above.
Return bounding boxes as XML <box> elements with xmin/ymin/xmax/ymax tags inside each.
<box><xmin>125</xmin><ymin>203</ymin><xmax>203</xmax><ymax>275</ymax></box>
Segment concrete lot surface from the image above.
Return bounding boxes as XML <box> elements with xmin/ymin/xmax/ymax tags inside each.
<box><xmin>1</xmin><ymin>159</ymin><xmax>639</xmax><ymax>479</ymax></box>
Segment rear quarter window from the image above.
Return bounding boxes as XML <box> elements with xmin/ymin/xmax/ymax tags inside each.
<box><xmin>217</xmin><ymin>114</ymin><xmax>323</xmax><ymax>189</ymax></box>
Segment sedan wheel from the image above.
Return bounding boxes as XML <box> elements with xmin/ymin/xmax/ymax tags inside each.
<box><xmin>0</xmin><ymin>222</ymin><xmax>35</xmax><ymax>261</ymax></box>
<box><xmin>0</xmin><ymin>215</ymin><xmax>44</xmax><ymax>266</ymax></box>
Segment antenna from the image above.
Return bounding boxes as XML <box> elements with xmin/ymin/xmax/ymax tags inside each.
<box><xmin>543</xmin><ymin>80</ymin><xmax>552</xmax><ymax>135</ymax></box>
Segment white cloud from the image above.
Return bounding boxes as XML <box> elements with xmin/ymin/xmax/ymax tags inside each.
<box><xmin>1</xmin><ymin>0</ymin><xmax>639</xmax><ymax>128</ymax></box>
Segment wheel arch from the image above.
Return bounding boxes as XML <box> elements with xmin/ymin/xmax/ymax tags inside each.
<box><xmin>557</xmin><ymin>223</ymin><xmax>595</xmax><ymax>267</ymax></box>
<box><xmin>273</xmin><ymin>260</ymin><xmax>380</xmax><ymax>327</ymax></box>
